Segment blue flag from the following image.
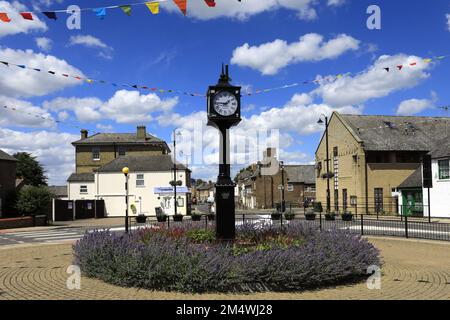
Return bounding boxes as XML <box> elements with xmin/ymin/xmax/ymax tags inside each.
<box><xmin>93</xmin><ymin>7</ymin><xmax>106</xmax><ymax>19</ymax></box>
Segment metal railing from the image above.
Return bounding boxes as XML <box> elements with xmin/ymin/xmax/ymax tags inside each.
<box><xmin>129</xmin><ymin>213</ymin><xmax>450</xmax><ymax>242</ymax></box>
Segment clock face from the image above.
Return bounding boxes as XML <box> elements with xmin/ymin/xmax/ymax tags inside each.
<box><xmin>213</xmin><ymin>91</ymin><xmax>238</xmax><ymax>116</ymax></box>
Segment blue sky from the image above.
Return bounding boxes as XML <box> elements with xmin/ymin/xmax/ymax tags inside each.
<box><xmin>0</xmin><ymin>0</ymin><xmax>449</xmax><ymax>184</ymax></box>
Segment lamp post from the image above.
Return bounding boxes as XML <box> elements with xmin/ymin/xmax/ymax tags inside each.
<box><xmin>280</xmin><ymin>161</ymin><xmax>286</xmax><ymax>213</ymax></box>
<box><xmin>318</xmin><ymin>115</ymin><xmax>331</xmax><ymax>213</ymax></box>
<box><xmin>122</xmin><ymin>167</ymin><xmax>129</xmax><ymax>233</ymax></box>
<box><xmin>172</xmin><ymin>130</ymin><xmax>182</xmax><ymax>216</ymax></box>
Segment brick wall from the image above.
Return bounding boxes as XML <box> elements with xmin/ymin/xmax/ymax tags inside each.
<box><xmin>0</xmin><ymin>215</ymin><xmax>47</xmax><ymax>230</ymax></box>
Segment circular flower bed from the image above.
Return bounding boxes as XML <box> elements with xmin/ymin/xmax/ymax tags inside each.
<box><xmin>73</xmin><ymin>223</ymin><xmax>381</xmax><ymax>293</ymax></box>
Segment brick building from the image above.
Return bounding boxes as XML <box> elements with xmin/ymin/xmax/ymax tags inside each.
<box><xmin>0</xmin><ymin>150</ymin><xmax>17</xmax><ymax>217</ymax></box>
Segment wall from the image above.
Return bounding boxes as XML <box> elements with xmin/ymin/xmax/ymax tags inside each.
<box><xmin>95</xmin><ymin>170</ymin><xmax>189</xmax><ymax>217</ymax></box>
<box><xmin>423</xmin><ymin>159</ymin><xmax>450</xmax><ymax>218</ymax></box>
<box><xmin>75</xmin><ymin>145</ymin><xmax>166</xmax><ymax>173</ymax></box>
<box><xmin>0</xmin><ymin>160</ymin><xmax>17</xmax><ymax>216</ymax></box>
<box><xmin>68</xmin><ymin>181</ymin><xmax>96</xmax><ymax>200</ymax></box>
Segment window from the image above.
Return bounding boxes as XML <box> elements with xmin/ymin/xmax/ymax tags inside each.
<box><xmin>80</xmin><ymin>185</ymin><xmax>88</xmax><ymax>194</ymax></box>
<box><xmin>287</xmin><ymin>183</ymin><xmax>294</xmax><ymax>192</ymax></box>
<box><xmin>118</xmin><ymin>147</ymin><xmax>126</xmax><ymax>156</ymax></box>
<box><xmin>177</xmin><ymin>197</ymin><xmax>184</xmax><ymax>207</ymax></box>
<box><xmin>374</xmin><ymin>188</ymin><xmax>383</xmax><ymax>213</ymax></box>
<box><xmin>92</xmin><ymin>148</ymin><xmax>100</xmax><ymax>161</ymax></box>
<box><xmin>438</xmin><ymin>160</ymin><xmax>450</xmax><ymax>180</ymax></box>
<box><xmin>68</xmin><ymin>202</ymin><xmax>73</xmax><ymax>210</ymax></box>
<box><xmin>334</xmin><ymin>190</ymin><xmax>339</xmax><ymax>212</ymax></box>
<box><xmin>343</xmin><ymin>189</ymin><xmax>348</xmax><ymax>212</ymax></box>
<box><xmin>136</xmin><ymin>174</ymin><xmax>145</xmax><ymax>187</ymax></box>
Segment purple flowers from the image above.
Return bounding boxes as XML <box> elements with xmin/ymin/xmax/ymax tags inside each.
<box><xmin>73</xmin><ymin>224</ymin><xmax>381</xmax><ymax>293</ymax></box>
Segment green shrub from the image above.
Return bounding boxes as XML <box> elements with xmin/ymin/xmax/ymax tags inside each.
<box><xmin>16</xmin><ymin>185</ymin><xmax>53</xmax><ymax>216</ymax></box>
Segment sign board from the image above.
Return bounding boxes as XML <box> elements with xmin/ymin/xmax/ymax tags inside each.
<box><xmin>154</xmin><ymin>186</ymin><xmax>189</xmax><ymax>194</ymax></box>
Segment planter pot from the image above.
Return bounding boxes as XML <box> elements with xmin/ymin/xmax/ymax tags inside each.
<box><xmin>342</xmin><ymin>214</ymin><xmax>353</xmax><ymax>222</ymax></box>
<box><xmin>136</xmin><ymin>215</ymin><xmax>147</xmax><ymax>223</ymax></box>
<box><xmin>325</xmin><ymin>214</ymin><xmax>336</xmax><ymax>221</ymax></box>
<box><xmin>284</xmin><ymin>213</ymin><xmax>295</xmax><ymax>221</ymax></box>
<box><xmin>271</xmin><ymin>213</ymin><xmax>282</xmax><ymax>221</ymax></box>
<box><xmin>305</xmin><ymin>213</ymin><xmax>316</xmax><ymax>221</ymax></box>
<box><xmin>207</xmin><ymin>214</ymin><xmax>215</xmax><ymax>221</ymax></box>
<box><xmin>191</xmin><ymin>215</ymin><xmax>202</xmax><ymax>221</ymax></box>
<box><xmin>156</xmin><ymin>215</ymin><xmax>168</xmax><ymax>223</ymax></box>
<box><xmin>173</xmin><ymin>215</ymin><xmax>184</xmax><ymax>222</ymax></box>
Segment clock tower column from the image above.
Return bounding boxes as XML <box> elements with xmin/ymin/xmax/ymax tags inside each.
<box><xmin>207</xmin><ymin>65</ymin><xmax>242</xmax><ymax>241</ymax></box>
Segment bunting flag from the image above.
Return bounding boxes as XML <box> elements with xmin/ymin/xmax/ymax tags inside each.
<box><xmin>20</xmin><ymin>12</ymin><xmax>33</xmax><ymax>20</ymax></box>
<box><xmin>146</xmin><ymin>2</ymin><xmax>160</xmax><ymax>15</ymax></box>
<box><xmin>119</xmin><ymin>5</ymin><xmax>132</xmax><ymax>16</ymax></box>
<box><xmin>0</xmin><ymin>12</ymin><xmax>11</xmax><ymax>22</ymax></box>
<box><xmin>93</xmin><ymin>8</ymin><xmax>106</xmax><ymax>19</ymax></box>
<box><xmin>204</xmin><ymin>0</ymin><xmax>216</xmax><ymax>7</ymax></box>
<box><xmin>173</xmin><ymin>0</ymin><xmax>187</xmax><ymax>16</ymax></box>
<box><xmin>0</xmin><ymin>54</ymin><xmax>446</xmax><ymax>98</ymax></box>
<box><xmin>42</xmin><ymin>11</ymin><xmax>57</xmax><ymax>20</ymax></box>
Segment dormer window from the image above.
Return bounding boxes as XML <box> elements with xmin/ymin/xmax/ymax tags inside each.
<box><xmin>92</xmin><ymin>148</ymin><xmax>100</xmax><ymax>161</ymax></box>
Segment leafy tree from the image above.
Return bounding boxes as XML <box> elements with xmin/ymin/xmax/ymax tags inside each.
<box><xmin>16</xmin><ymin>185</ymin><xmax>53</xmax><ymax>216</ymax></box>
<box><xmin>13</xmin><ymin>152</ymin><xmax>47</xmax><ymax>186</ymax></box>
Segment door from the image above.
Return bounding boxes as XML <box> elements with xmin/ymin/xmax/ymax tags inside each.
<box><xmin>342</xmin><ymin>189</ymin><xmax>348</xmax><ymax>212</ymax></box>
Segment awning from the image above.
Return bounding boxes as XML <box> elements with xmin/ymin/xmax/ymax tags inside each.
<box><xmin>154</xmin><ymin>186</ymin><xmax>189</xmax><ymax>194</ymax></box>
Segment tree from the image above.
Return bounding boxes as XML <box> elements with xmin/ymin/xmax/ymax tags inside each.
<box><xmin>16</xmin><ymin>185</ymin><xmax>53</xmax><ymax>216</ymax></box>
<box><xmin>13</xmin><ymin>152</ymin><xmax>47</xmax><ymax>186</ymax></box>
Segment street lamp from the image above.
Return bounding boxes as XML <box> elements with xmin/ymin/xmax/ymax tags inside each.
<box><xmin>122</xmin><ymin>166</ymin><xmax>129</xmax><ymax>233</ymax></box>
<box><xmin>172</xmin><ymin>129</ymin><xmax>182</xmax><ymax>216</ymax></box>
<box><xmin>280</xmin><ymin>161</ymin><xmax>286</xmax><ymax>213</ymax></box>
<box><xmin>318</xmin><ymin>114</ymin><xmax>331</xmax><ymax>213</ymax></box>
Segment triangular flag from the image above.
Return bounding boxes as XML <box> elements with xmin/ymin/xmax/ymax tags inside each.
<box><xmin>384</xmin><ymin>67</ymin><xmax>390</xmax><ymax>72</ymax></box>
<box><xmin>173</xmin><ymin>0</ymin><xmax>187</xmax><ymax>16</ymax></box>
<box><xmin>0</xmin><ymin>61</ymin><xmax>9</xmax><ymax>66</ymax></box>
<box><xmin>436</xmin><ymin>56</ymin><xmax>446</xmax><ymax>60</ymax></box>
<box><xmin>48</xmin><ymin>71</ymin><xmax>55</xmax><ymax>74</ymax></box>
<box><xmin>204</xmin><ymin>0</ymin><xmax>216</xmax><ymax>7</ymax></box>
<box><xmin>86</xmin><ymin>79</ymin><xmax>94</xmax><ymax>84</ymax></box>
<box><xmin>0</xmin><ymin>12</ymin><xmax>11</xmax><ymax>22</ymax></box>
<box><xmin>42</xmin><ymin>12</ymin><xmax>57</xmax><ymax>20</ymax></box>
<box><xmin>33</xmin><ymin>68</ymin><xmax>41</xmax><ymax>72</ymax></box>
<box><xmin>93</xmin><ymin>8</ymin><xmax>106</xmax><ymax>19</ymax></box>
<box><xmin>20</xmin><ymin>12</ymin><xmax>33</xmax><ymax>20</ymax></box>
<box><xmin>423</xmin><ymin>58</ymin><xmax>432</xmax><ymax>63</ymax></box>
<box><xmin>397</xmin><ymin>65</ymin><xmax>403</xmax><ymax>70</ymax></box>
<box><xmin>120</xmin><ymin>5</ymin><xmax>132</xmax><ymax>16</ymax></box>
<box><xmin>410</xmin><ymin>62</ymin><xmax>417</xmax><ymax>66</ymax></box>
<box><xmin>146</xmin><ymin>2</ymin><xmax>160</xmax><ymax>15</ymax></box>
<box><xmin>17</xmin><ymin>65</ymin><xmax>26</xmax><ymax>69</ymax></box>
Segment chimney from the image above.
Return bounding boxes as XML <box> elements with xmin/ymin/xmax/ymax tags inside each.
<box><xmin>80</xmin><ymin>129</ymin><xmax>88</xmax><ymax>139</ymax></box>
<box><xmin>137</xmin><ymin>126</ymin><xmax>146</xmax><ymax>140</ymax></box>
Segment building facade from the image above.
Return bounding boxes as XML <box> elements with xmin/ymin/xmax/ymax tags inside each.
<box><xmin>315</xmin><ymin>112</ymin><xmax>450</xmax><ymax>215</ymax></box>
<box><xmin>0</xmin><ymin>150</ymin><xmax>17</xmax><ymax>217</ymax></box>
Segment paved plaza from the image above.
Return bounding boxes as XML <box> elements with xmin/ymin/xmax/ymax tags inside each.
<box><xmin>0</xmin><ymin>237</ymin><xmax>449</xmax><ymax>300</ymax></box>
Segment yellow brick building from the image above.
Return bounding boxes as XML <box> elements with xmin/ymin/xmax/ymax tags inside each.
<box><xmin>315</xmin><ymin>112</ymin><xmax>450</xmax><ymax>215</ymax></box>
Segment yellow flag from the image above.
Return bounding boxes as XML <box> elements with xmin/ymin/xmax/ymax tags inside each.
<box><xmin>86</xmin><ymin>79</ymin><xmax>93</xmax><ymax>84</ymax></box>
<box><xmin>146</xmin><ymin>2</ymin><xmax>159</xmax><ymax>14</ymax></box>
<box><xmin>423</xmin><ymin>58</ymin><xmax>432</xmax><ymax>63</ymax></box>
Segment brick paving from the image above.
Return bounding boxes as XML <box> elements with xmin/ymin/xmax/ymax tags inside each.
<box><xmin>0</xmin><ymin>237</ymin><xmax>449</xmax><ymax>300</ymax></box>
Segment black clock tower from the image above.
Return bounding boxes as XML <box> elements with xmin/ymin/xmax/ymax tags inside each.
<box><xmin>207</xmin><ymin>65</ymin><xmax>241</xmax><ymax>241</ymax></box>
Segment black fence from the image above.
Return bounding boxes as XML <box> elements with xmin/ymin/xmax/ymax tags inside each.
<box><xmin>130</xmin><ymin>213</ymin><xmax>450</xmax><ymax>242</ymax></box>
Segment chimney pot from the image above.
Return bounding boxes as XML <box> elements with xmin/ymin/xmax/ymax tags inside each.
<box><xmin>80</xmin><ymin>129</ymin><xmax>88</xmax><ymax>139</ymax></box>
<box><xmin>137</xmin><ymin>126</ymin><xmax>146</xmax><ymax>140</ymax></box>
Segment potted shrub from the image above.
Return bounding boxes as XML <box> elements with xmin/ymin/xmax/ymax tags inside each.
<box><xmin>284</xmin><ymin>212</ymin><xmax>295</xmax><ymax>220</ymax></box>
<box><xmin>325</xmin><ymin>212</ymin><xmax>336</xmax><ymax>221</ymax></box>
<box><xmin>271</xmin><ymin>212</ymin><xmax>282</xmax><ymax>220</ymax></box>
<box><xmin>341</xmin><ymin>212</ymin><xmax>353</xmax><ymax>221</ymax></box>
<box><xmin>305</xmin><ymin>211</ymin><xmax>316</xmax><ymax>220</ymax></box>
<box><xmin>207</xmin><ymin>213</ymin><xmax>215</xmax><ymax>221</ymax></box>
<box><xmin>191</xmin><ymin>212</ymin><xmax>202</xmax><ymax>221</ymax></box>
<box><xmin>156</xmin><ymin>214</ymin><xmax>168</xmax><ymax>222</ymax></box>
<box><xmin>173</xmin><ymin>214</ymin><xmax>184</xmax><ymax>222</ymax></box>
<box><xmin>136</xmin><ymin>214</ymin><xmax>147</xmax><ymax>223</ymax></box>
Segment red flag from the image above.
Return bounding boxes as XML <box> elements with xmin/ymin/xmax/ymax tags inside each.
<box><xmin>0</xmin><ymin>12</ymin><xmax>11</xmax><ymax>22</ymax></box>
<box><xmin>20</xmin><ymin>12</ymin><xmax>33</xmax><ymax>20</ymax></box>
<box><xmin>410</xmin><ymin>62</ymin><xmax>417</xmax><ymax>66</ymax></box>
<box><xmin>204</xmin><ymin>0</ymin><xmax>216</xmax><ymax>7</ymax></box>
<box><xmin>173</xmin><ymin>0</ymin><xmax>187</xmax><ymax>16</ymax></box>
<box><xmin>397</xmin><ymin>65</ymin><xmax>403</xmax><ymax>70</ymax></box>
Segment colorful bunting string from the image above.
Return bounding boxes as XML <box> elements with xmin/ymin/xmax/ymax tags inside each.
<box><xmin>0</xmin><ymin>54</ymin><xmax>447</xmax><ymax>98</ymax></box>
<box><xmin>0</xmin><ymin>0</ymin><xmax>232</xmax><ymax>22</ymax></box>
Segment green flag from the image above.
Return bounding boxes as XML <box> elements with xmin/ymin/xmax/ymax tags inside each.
<box><xmin>120</xmin><ymin>5</ymin><xmax>132</xmax><ymax>16</ymax></box>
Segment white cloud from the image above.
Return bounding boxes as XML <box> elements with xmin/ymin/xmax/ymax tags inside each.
<box><xmin>35</xmin><ymin>37</ymin><xmax>52</xmax><ymax>52</ymax></box>
<box><xmin>162</xmin><ymin>0</ymin><xmax>345</xmax><ymax>21</ymax></box>
<box><xmin>0</xmin><ymin>1</ymin><xmax>47</xmax><ymax>38</ymax></box>
<box><xmin>447</xmin><ymin>14</ymin><xmax>450</xmax><ymax>31</ymax></box>
<box><xmin>396</xmin><ymin>92</ymin><xmax>437</xmax><ymax>116</ymax></box>
<box><xmin>69</xmin><ymin>35</ymin><xmax>113</xmax><ymax>59</ymax></box>
<box><xmin>0</xmin><ymin>48</ymin><xmax>84</xmax><ymax>98</ymax></box>
<box><xmin>327</xmin><ymin>0</ymin><xmax>345</xmax><ymax>6</ymax></box>
<box><xmin>0</xmin><ymin>128</ymin><xmax>77</xmax><ymax>185</ymax></box>
<box><xmin>43</xmin><ymin>90</ymin><xmax>178</xmax><ymax>124</ymax></box>
<box><xmin>0</xmin><ymin>95</ymin><xmax>55</xmax><ymax>128</ymax></box>
<box><xmin>231</xmin><ymin>33</ymin><xmax>360</xmax><ymax>75</ymax></box>
<box><xmin>96</xmin><ymin>123</ymin><xmax>113</xmax><ymax>132</ymax></box>
<box><xmin>313</xmin><ymin>54</ymin><xmax>432</xmax><ymax>107</ymax></box>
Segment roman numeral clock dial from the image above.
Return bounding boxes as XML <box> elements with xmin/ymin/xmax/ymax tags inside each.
<box><xmin>213</xmin><ymin>91</ymin><xmax>238</xmax><ymax>116</ymax></box>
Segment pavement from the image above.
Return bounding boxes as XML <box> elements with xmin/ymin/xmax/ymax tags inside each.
<box><xmin>0</xmin><ymin>237</ymin><xmax>449</xmax><ymax>300</ymax></box>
